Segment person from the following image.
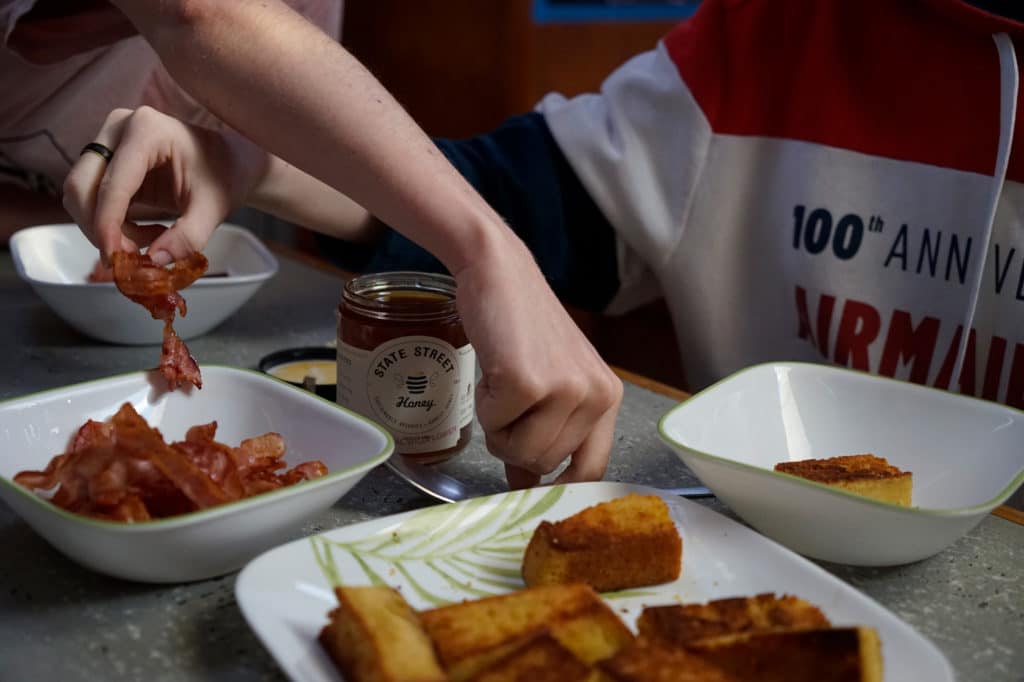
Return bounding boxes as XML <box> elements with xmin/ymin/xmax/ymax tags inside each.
<box><xmin>59</xmin><ymin>0</ymin><xmax>624</xmax><ymax>490</ymax></box>
<box><xmin>0</xmin><ymin>0</ymin><xmax>341</xmax><ymax>243</ymax></box>
<box><xmin>65</xmin><ymin>0</ymin><xmax>1024</xmax><ymax>412</ymax></box>
<box><xmin>416</xmin><ymin>0</ymin><xmax>1024</xmax><ymax>409</ymax></box>
<box><xmin>326</xmin><ymin>0</ymin><xmax>1024</xmax><ymax>408</ymax></box>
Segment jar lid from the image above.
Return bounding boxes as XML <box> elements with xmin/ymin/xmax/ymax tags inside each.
<box><xmin>258</xmin><ymin>347</ymin><xmax>336</xmax><ymax>401</ymax></box>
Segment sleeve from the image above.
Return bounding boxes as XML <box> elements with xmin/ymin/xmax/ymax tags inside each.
<box><xmin>535</xmin><ymin>34</ymin><xmax>714</xmax><ymax>315</ymax></box>
<box><xmin>317</xmin><ymin>111</ymin><xmax>621</xmax><ymax>313</ymax></box>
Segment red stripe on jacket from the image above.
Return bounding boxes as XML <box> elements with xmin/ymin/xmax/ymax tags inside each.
<box><xmin>663</xmin><ymin>0</ymin><xmax>1024</xmax><ymax>181</ymax></box>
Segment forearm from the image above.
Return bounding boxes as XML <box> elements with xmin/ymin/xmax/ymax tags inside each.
<box><xmin>248</xmin><ymin>154</ymin><xmax>382</xmax><ymax>242</ymax></box>
<box><xmin>112</xmin><ymin>0</ymin><xmax>509</xmax><ymax>274</ymax></box>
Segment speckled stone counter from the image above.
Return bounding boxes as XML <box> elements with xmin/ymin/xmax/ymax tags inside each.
<box><xmin>1</xmin><ymin>248</ymin><xmax>1021</xmax><ymax>682</ymax></box>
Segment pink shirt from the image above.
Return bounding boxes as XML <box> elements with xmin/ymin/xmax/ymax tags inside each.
<box><xmin>0</xmin><ymin>0</ymin><xmax>341</xmax><ymax>196</ymax></box>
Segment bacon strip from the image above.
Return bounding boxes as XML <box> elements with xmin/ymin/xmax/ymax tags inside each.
<box><xmin>160</xmin><ymin>322</ymin><xmax>202</xmax><ymax>391</ymax></box>
<box><xmin>109</xmin><ymin>403</ymin><xmax>230</xmax><ymax>510</ymax></box>
<box><xmin>111</xmin><ymin>251</ymin><xmax>208</xmax><ymax>390</ymax></box>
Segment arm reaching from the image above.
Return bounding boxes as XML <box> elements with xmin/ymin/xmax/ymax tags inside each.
<box><xmin>67</xmin><ymin>0</ymin><xmax>623</xmax><ymax>486</ymax></box>
<box><xmin>109</xmin><ymin>0</ymin><xmax>502</xmax><ymax>274</ymax></box>
<box><xmin>248</xmin><ymin>153</ymin><xmax>382</xmax><ymax>243</ymax></box>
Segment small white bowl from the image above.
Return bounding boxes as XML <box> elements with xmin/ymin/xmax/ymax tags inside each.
<box><xmin>10</xmin><ymin>222</ymin><xmax>278</xmax><ymax>345</ymax></box>
<box><xmin>0</xmin><ymin>366</ymin><xmax>393</xmax><ymax>583</ymax></box>
<box><xmin>659</xmin><ymin>362</ymin><xmax>1024</xmax><ymax>566</ymax></box>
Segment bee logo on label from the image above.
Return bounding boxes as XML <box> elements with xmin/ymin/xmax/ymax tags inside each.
<box><xmin>405</xmin><ymin>374</ymin><xmax>429</xmax><ymax>394</ymax></box>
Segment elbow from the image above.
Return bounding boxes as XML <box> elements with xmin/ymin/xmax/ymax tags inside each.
<box><xmin>162</xmin><ymin>0</ymin><xmax>219</xmax><ymax>26</ymax></box>
<box><xmin>120</xmin><ymin>0</ymin><xmax>227</xmax><ymax>56</ymax></box>
<box><xmin>115</xmin><ymin>0</ymin><xmax>222</xmax><ymax>31</ymax></box>
<box><xmin>109</xmin><ymin>0</ymin><xmax>222</xmax><ymax>37</ymax></box>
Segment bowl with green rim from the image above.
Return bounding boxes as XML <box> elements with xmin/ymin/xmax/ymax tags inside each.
<box><xmin>659</xmin><ymin>362</ymin><xmax>1024</xmax><ymax>566</ymax></box>
<box><xmin>0</xmin><ymin>365</ymin><xmax>392</xmax><ymax>583</ymax></box>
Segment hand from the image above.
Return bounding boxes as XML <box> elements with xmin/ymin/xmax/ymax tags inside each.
<box><xmin>454</xmin><ymin>234</ymin><xmax>623</xmax><ymax>488</ymax></box>
<box><xmin>62</xmin><ymin>106</ymin><xmax>269</xmax><ymax>265</ymax></box>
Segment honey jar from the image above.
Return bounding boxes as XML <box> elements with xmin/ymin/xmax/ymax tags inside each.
<box><xmin>337</xmin><ymin>272</ymin><xmax>475</xmax><ymax>463</ymax></box>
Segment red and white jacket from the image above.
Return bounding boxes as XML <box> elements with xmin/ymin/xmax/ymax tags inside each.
<box><xmin>539</xmin><ymin>0</ymin><xmax>1024</xmax><ymax>407</ymax></box>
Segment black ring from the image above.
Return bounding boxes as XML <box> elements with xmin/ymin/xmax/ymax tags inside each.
<box><xmin>80</xmin><ymin>142</ymin><xmax>114</xmax><ymax>163</ymax></box>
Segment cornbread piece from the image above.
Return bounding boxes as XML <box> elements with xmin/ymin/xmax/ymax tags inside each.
<box><xmin>774</xmin><ymin>454</ymin><xmax>912</xmax><ymax>506</ymax></box>
<box><xmin>522</xmin><ymin>494</ymin><xmax>682</xmax><ymax>591</ymax></box>
<box><xmin>318</xmin><ymin>586</ymin><xmax>446</xmax><ymax>682</ymax></box>
<box><xmin>686</xmin><ymin>627</ymin><xmax>884</xmax><ymax>682</ymax></box>
<box><xmin>601</xmin><ymin>639</ymin><xmax>742</xmax><ymax>682</ymax></box>
<box><xmin>420</xmin><ymin>583</ymin><xmax>634</xmax><ymax>681</ymax></box>
<box><xmin>467</xmin><ymin>632</ymin><xmax>602</xmax><ymax>682</ymax></box>
<box><xmin>638</xmin><ymin>593</ymin><xmax>830</xmax><ymax>646</ymax></box>
<box><xmin>602</xmin><ymin>628</ymin><xmax>882</xmax><ymax>682</ymax></box>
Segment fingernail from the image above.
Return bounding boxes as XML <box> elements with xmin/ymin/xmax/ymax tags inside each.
<box><xmin>150</xmin><ymin>250</ymin><xmax>172</xmax><ymax>266</ymax></box>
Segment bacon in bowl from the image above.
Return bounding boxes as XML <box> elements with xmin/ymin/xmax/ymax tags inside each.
<box><xmin>14</xmin><ymin>402</ymin><xmax>327</xmax><ymax>523</ymax></box>
<box><xmin>0</xmin><ymin>366</ymin><xmax>393</xmax><ymax>583</ymax></box>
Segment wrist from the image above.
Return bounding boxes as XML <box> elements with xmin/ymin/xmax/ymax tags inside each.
<box><xmin>432</xmin><ymin>204</ymin><xmax>525</xmax><ymax>279</ymax></box>
<box><xmin>215</xmin><ymin>128</ymin><xmax>271</xmax><ymax>212</ymax></box>
<box><xmin>246</xmin><ymin>151</ymin><xmax>286</xmax><ymax>211</ymax></box>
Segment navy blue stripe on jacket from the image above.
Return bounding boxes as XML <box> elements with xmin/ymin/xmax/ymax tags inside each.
<box><xmin>316</xmin><ymin>112</ymin><xmax>620</xmax><ymax>313</ymax></box>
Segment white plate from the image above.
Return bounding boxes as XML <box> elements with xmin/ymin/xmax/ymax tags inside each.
<box><xmin>235</xmin><ymin>481</ymin><xmax>953</xmax><ymax>682</ymax></box>
<box><xmin>659</xmin><ymin>362</ymin><xmax>1024</xmax><ymax>566</ymax></box>
<box><xmin>0</xmin><ymin>366</ymin><xmax>393</xmax><ymax>583</ymax></box>
<box><xmin>10</xmin><ymin>222</ymin><xmax>278</xmax><ymax>344</ymax></box>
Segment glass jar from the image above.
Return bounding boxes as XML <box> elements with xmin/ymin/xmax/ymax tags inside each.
<box><xmin>337</xmin><ymin>272</ymin><xmax>475</xmax><ymax>463</ymax></box>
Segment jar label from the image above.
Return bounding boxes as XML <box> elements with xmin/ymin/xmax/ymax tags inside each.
<box><xmin>337</xmin><ymin>336</ymin><xmax>475</xmax><ymax>453</ymax></box>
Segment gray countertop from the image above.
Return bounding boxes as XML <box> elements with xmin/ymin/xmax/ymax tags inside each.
<box><xmin>1</xmin><ymin>247</ymin><xmax>1021</xmax><ymax>682</ymax></box>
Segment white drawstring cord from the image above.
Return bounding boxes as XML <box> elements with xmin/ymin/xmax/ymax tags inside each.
<box><xmin>950</xmin><ymin>32</ymin><xmax>1018</xmax><ymax>390</ymax></box>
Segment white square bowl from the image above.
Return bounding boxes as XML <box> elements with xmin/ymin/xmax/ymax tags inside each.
<box><xmin>10</xmin><ymin>222</ymin><xmax>278</xmax><ymax>344</ymax></box>
<box><xmin>659</xmin><ymin>362</ymin><xmax>1024</xmax><ymax>566</ymax></box>
<box><xmin>0</xmin><ymin>366</ymin><xmax>393</xmax><ymax>583</ymax></box>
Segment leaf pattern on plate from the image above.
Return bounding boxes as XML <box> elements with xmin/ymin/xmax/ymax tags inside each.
<box><xmin>310</xmin><ymin>485</ymin><xmax>566</xmax><ymax>605</ymax></box>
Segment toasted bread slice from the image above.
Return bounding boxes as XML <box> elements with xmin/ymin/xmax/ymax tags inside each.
<box><xmin>603</xmin><ymin>628</ymin><xmax>881</xmax><ymax>682</ymax></box>
<box><xmin>318</xmin><ymin>586</ymin><xmax>446</xmax><ymax>682</ymax></box>
<box><xmin>420</xmin><ymin>583</ymin><xmax>634</xmax><ymax>681</ymax></box>
<box><xmin>521</xmin><ymin>494</ymin><xmax>682</xmax><ymax>592</ymax></box>
<box><xmin>637</xmin><ymin>593</ymin><xmax>830</xmax><ymax>646</ymax></box>
<box><xmin>467</xmin><ymin>632</ymin><xmax>604</xmax><ymax>682</ymax></box>
<box><xmin>774</xmin><ymin>454</ymin><xmax>912</xmax><ymax>506</ymax></box>
<box><xmin>685</xmin><ymin>626</ymin><xmax>884</xmax><ymax>682</ymax></box>
<box><xmin>600</xmin><ymin>638</ymin><xmax>742</xmax><ymax>682</ymax></box>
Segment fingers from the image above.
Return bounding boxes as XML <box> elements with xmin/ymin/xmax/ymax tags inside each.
<box><xmin>144</xmin><ymin>196</ymin><xmax>222</xmax><ymax>264</ymax></box>
<box><xmin>478</xmin><ymin>357</ymin><xmax>623</xmax><ymax>484</ymax></box>
<box><xmin>62</xmin><ymin>108</ymin><xmax>133</xmax><ymax>262</ymax></box>
<box><xmin>91</xmin><ymin>110</ymin><xmax>167</xmax><ymax>260</ymax></box>
<box><xmin>553</xmin><ymin>402</ymin><xmax>619</xmax><ymax>484</ymax></box>
<box><xmin>480</xmin><ymin>385</ymin><xmax>583</xmax><ymax>474</ymax></box>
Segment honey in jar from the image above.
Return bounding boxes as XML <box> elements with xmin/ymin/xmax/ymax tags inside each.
<box><xmin>337</xmin><ymin>272</ymin><xmax>474</xmax><ymax>463</ymax></box>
